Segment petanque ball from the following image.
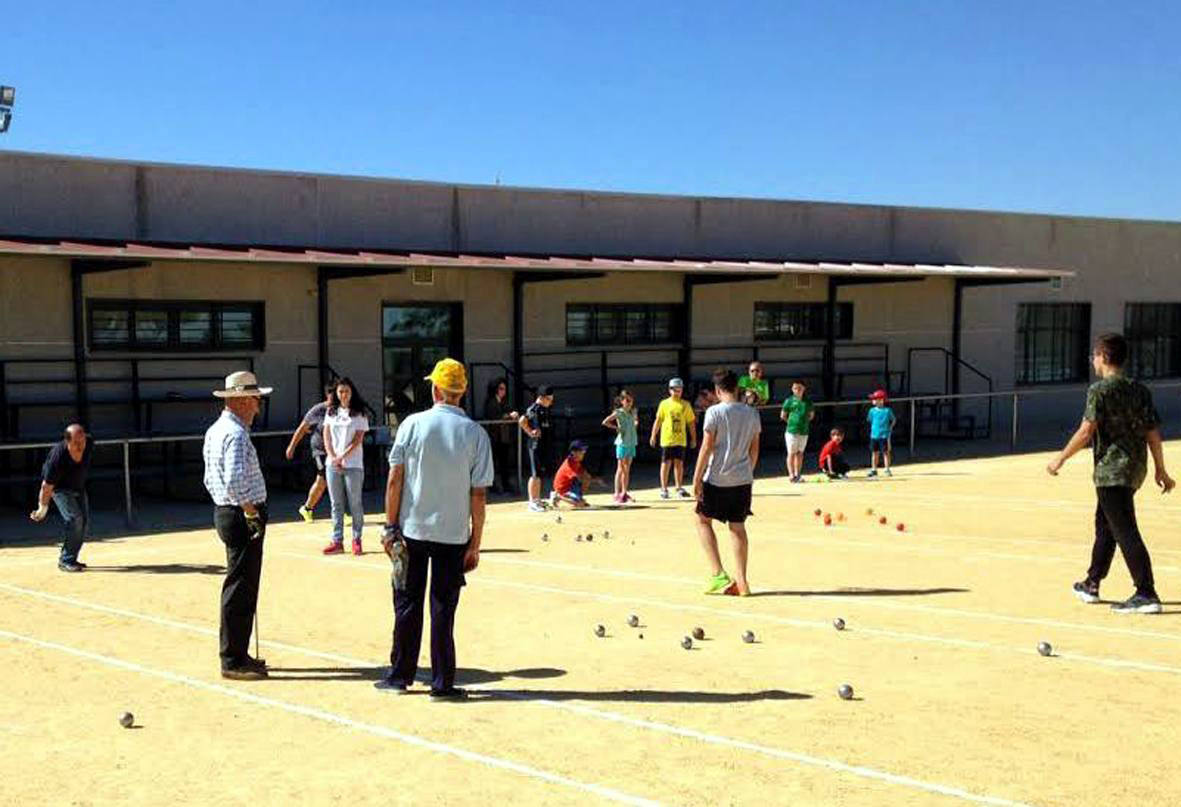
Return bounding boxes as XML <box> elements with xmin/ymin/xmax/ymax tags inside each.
<box><xmin>692</xmin><ymin>626</ymin><xmax>705</xmax><ymax>641</ymax></box>
<box><xmin>838</xmin><ymin>684</ymin><xmax>854</xmax><ymax>700</ymax></box>
<box><xmin>1037</xmin><ymin>641</ymin><xmax>1052</xmax><ymax>657</ymax></box>
<box><xmin>833</xmin><ymin>618</ymin><xmax>846</xmax><ymax>631</ymax></box>
<box><xmin>119</xmin><ymin>712</ymin><xmax>134</xmax><ymax>728</ymax></box>
<box><xmin>627</xmin><ymin>614</ymin><xmax>640</xmax><ymax>628</ymax></box>
<box><xmin>879</xmin><ymin>516</ymin><xmax>888</xmax><ymax>525</ymax></box>
<box><xmin>681</xmin><ymin>636</ymin><xmax>693</xmax><ymax>650</ymax></box>
<box><xmin>896</xmin><ymin>523</ymin><xmax>905</xmax><ymax>532</ymax></box>
<box><xmin>742</xmin><ymin>630</ymin><xmax>755</xmax><ymax>644</ymax></box>
<box><xmin>585</xmin><ymin>533</ymin><xmax>593</xmax><ymax>542</ymax></box>
<box><xmin>813</xmin><ymin>508</ymin><xmax>822</xmax><ymax>517</ymax></box>
<box><xmin>594</xmin><ymin>624</ymin><xmax>606</xmax><ymax>638</ymax></box>
<box><xmin>823</xmin><ymin>514</ymin><xmax>833</xmax><ymax>526</ymax></box>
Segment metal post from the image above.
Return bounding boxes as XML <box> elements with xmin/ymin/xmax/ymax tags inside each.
<box><xmin>122</xmin><ymin>440</ymin><xmax>133</xmax><ymax>526</ymax></box>
<box><xmin>515</xmin><ymin>423</ymin><xmax>524</xmax><ymax>496</ymax></box>
<box><xmin>909</xmin><ymin>398</ymin><xmax>917</xmax><ymax>457</ymax></box>
<box><xmin>600</xmin><ymin>350</ymin><xmax>609</xmax><ymax>413</ymax></box>
<box><xmin>1011</xmin><ymin>392</ymin><xmax>1019</xmax><ymax>448</ymax></box>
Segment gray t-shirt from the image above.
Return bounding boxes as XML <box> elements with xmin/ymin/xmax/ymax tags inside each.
<box><xmin>702</xmin><ymin>402</ymin><xmax>761</xmax><ymax>487</ymax></box>
<box><xmin>303</xmin><ymin>402</ymin><xmax>329</xmax><ymax>455</ymax></box>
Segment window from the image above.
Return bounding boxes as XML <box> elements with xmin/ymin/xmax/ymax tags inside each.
<box><xmin>754</xmin><ymin>302</ymin><xmax>853</xmax><ymax>341</ymax></box>
<box><xmin>1015</xmin><ymin>303</ymin><xmax>1091</xmax><ymax>384</ymax></box>
<box><xmin>87</xmin><ymin>300</ymin><xmax>265</xmax><ymax>352</ymax></box>
<box><xmin>565</xmin><ymin>304</ymin><xmax>684</xmax><ymax>346</ymax></box>
<box><xmin>1126</xmin><ymin>303</ymin><xmax>1181</xmax><ymax>379</ymax></box>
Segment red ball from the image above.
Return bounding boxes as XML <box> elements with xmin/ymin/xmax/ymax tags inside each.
<box><xmin>823</xmin><ymin>514</ymin><xmax>833</xmax><ymax>526</ymax></box>
<box><xmin>878</xmin><ymin>516</ymin><xmax>887</xmax><ymax>525</ymax></box>
<box><xmin>896</xmin><ymin>523</ymin><xmax>905</xmax><ymax>532</ymax></box>
<box><xmin>813</xmin><ymin>508</ymin><xmax>822</xmax><ymax>517</ymax></box>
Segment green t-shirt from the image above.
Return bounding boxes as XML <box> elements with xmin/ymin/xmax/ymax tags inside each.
<box><xmin>781</xmin><ymin>396</ymin><xmax>813</xmax><ymax>435</ymax></box>
<box><xmin>1083</xmin><ymin>375</ymin><xmax>1160</xmax><ymax>489</ymax></box>
<box><xmin>738</xmin><ymin>375</ymin><xmax>770</xmax><ymax>405</ymax></box>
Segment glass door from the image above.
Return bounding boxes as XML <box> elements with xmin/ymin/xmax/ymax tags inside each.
<box><xmin>381</xmin><ymin>303</ymin><xmax>463</xmax><ymax>424</ymax></box>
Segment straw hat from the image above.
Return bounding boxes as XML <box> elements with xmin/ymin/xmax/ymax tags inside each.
<box><xmin>213</xmin><ymin>371</ymin><xmax>273</xmax><ymax>398</ymax></box>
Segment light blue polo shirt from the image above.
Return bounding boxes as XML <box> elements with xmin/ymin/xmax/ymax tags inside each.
<box><xmin>388</xmin><ymin>403</ymin><xmax>495</xmax><ymax>545</ymax></box>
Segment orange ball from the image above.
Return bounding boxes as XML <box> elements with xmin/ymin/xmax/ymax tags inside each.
<box><xmin>813</xmin><ymin>508</ymin><xmax>822</xmax><ymax>517</ymax></box>
<box><xmin>823</xmin><ymin>514</ymin><xmax>833</xmax><ymax>526</ymax></box>
<box><xmin>879</xmin><ymin>516</ymin><xmax>888</xmax><ymax>525</ymax></box>
<box><xmin>896</xmin><ymin>523</ymin><xmax>906</xmax><ymax>532</ymax></box>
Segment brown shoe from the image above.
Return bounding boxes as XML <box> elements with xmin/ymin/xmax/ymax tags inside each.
<box><xmin>221</xmin><ymin>666</ymin><xmax>268</xmax><ymax>681</ymax></box>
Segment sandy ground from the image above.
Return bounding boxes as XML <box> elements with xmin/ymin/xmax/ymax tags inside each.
<box><xmin>4</xmin><ymin>445</ymin><xmax>1181</xmax><ymax>806</ymax></box>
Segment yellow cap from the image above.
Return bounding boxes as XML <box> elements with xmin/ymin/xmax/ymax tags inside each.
<box><xmin>423</xmin><ymin>358</ymin><xmax>468</xmax><ymax>393</ymax></box>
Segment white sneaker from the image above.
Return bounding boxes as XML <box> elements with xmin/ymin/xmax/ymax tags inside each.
<box><xmin>527</xmin><ymin>500</ymin><xmax>546</xmax><ymax>513</ymax></box>
<box><xmin>659</xmin><ymin>489</ymin><xmax>670</xmax><ymax>500</ymax></box>
<box><xmin>885</xmin><ymin>469</ymin><xmax>893</xmax><ymax>477</ymax></box>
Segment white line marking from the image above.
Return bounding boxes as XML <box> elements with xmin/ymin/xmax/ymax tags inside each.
<box><xmin>0</xmin><ymin>583</ymin><xmax>1029</xmax><ymax>806</ymax></box>
<box><xmin>0</xmin><ymin>626</ymin><xmax>659</xmax><ymax>807</ymax></box>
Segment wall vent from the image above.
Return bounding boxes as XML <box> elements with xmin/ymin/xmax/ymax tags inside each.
<box><xmin>411</xmin><ymin>267</ymin><xmax>435</xmax><ymax>286</ymax></box>
<box><xmin>795</xmin><ymin>274</ymin><xmax>812</xmax><ymax>289</ymax></box>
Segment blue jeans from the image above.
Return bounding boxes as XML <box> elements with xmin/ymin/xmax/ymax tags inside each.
<box><xmin>53</xmin><ymin>490</ymin><xmax>89</xmax><ymax>564</ymax></box>
<box><xmin>326</xmin><ymin>466</ymin><xmax>364</xmax><ymax>542</ymax></box>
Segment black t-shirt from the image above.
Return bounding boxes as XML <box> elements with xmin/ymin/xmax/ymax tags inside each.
<box><xmin>42</xmin><ymin>438</ymin><xmax>93</xmax><ymax>492</ymax></box>
<box><xmin>523</xmin><ymin>401</ymin><xmax>552</xmax><ymax>450</ymax></box>
<box><xmin>303</xmin><ymin>402</ymin><xmax>329</xmax><ymax>455</ymax></box>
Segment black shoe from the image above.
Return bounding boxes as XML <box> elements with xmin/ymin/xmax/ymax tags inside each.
<box><xmin>221</xmin><ymin>666</ymin><xmax>268</xmax><ymax>680</ymax></box>
<box><xmin>1072</xmin><ymin>580</ymin><xmax>1100</xmax><ymax>604</ymax></box>
<box><xmin>1110</xmin><ymin>594</ymin><xmax>1162</xmax><ymax>614</ymax></box>
<box><xmin>429</xmin><ymin>686</ymin><xmax>468</xmax><ymax>701</ymax></box>
<box><xmin>374</xmin><ymin>677</ymin><xmax>412</xmax><ymax>693</ymax></box>
<box><xmin>57</xmin><ymin>561</ymin><xmax>84</xmax><ymax>573</ymax></box>
<box><xmin>241</xmin><ymin>655</ymin><xmax>268</xmax><ymax>671</ymax></box>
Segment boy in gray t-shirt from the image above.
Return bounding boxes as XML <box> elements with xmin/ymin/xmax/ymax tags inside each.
<box><xmin>692</xmin><ymin>368</ymin><xmax>762</xmax><ymax>597</ymax></box>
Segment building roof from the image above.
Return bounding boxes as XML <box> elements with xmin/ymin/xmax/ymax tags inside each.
<box><xmin>0</xmin><ymin>237</ymin><xmax>1070</xmax><ymax>281</ymax></box>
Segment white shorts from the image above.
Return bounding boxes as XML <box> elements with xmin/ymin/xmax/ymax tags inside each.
<box><xmin>785</xmin><ymin>433</ymin><xmax>809</xmax><ymax>453</ymax></box>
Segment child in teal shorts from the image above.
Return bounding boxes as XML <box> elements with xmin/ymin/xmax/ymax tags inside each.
<box><xmin>602</xmin><ymin>389</ymin><xmax>638</xmax><ymax>503</ymax></box>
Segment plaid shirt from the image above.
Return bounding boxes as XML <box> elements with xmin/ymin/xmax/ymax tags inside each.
<box><xmin>202</xmin><ymin>410</ymin><xmax>267</xmax><ymax>506</ymax></box>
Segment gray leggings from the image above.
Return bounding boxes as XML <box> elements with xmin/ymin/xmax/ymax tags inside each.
<box><xmin>326</xmin><ymin>466</ymin><xmax>364</xmax><ymax>542</ymax></box>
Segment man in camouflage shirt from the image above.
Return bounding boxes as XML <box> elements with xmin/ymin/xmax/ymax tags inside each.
<box><xmin>1048</xmin><ymin>332</ymin><xmax>1175</xmax><ymax>614</ymax></box>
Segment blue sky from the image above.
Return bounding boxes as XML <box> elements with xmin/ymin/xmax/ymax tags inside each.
<box><xmin>4</xmin><ymin>2</ymin><xmax>1180</xmax><ymax>220</ymax></box>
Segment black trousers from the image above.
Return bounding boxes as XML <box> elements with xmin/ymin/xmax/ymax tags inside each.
<box><xmin>214</xmin><ymin>504</ymin><xmax>267</xmax><ymax>668</ymax></box>
<box><xmin>389</xmin><ymin>539</ymin><xmax>467</xmax><ymax>691</ymax></box>
<box><xmin>1087</xmin><ymin>486</ymin><xmax>1157</xmax><ymax>599</ymax></box>
<box><xmin>825</xmin><ymin>456</ymin><xmax>850</xmax><ymax>478</ymax></box>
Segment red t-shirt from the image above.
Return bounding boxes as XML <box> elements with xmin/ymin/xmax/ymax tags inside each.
<box><xmin>553</xmin><ymin>457</ymin><xmax>583</xmax><ymax>494</ymax></box>
<box><xmin>817</xmin><ymin>439</ymin><xmax>843</xmax><ymax>469</ymax></box>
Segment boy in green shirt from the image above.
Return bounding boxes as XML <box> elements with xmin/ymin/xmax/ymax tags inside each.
<box><xmin>779</xmin><ymin>380</ymin><xmax>814</xmax><ymax>483</ymax></box>
<box><xmin>1047</xmin><ymin>332</ymin><xmax>1175</xmax><ymax>614</ymax></box>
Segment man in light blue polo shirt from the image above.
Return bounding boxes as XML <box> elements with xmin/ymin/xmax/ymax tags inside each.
<box><xmin>376</xmin><ymin>358</ymin><xmax>494</xmax><ymax>700</ymax></box>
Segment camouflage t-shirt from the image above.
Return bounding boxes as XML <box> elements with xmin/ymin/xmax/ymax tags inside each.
<box><xmin>1083</xmin><ymin>375</ymin><xmax>1161</xmax><ymax>489</ymax></box>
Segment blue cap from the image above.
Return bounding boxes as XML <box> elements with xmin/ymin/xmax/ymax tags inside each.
<box><xmin>569</xmin><ymin>439</ymin><xmax>589</xmax><ymax>453</ymax></box>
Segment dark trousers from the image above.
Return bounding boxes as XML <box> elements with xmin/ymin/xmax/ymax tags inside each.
<box><xmin>53</xmin><ymin>490</ymin><xmax>89</xmax><ymax>564</ymax></box>
<box><xmin>1087</xmin><ymin>486</ymin><xmax>1157</xmax><ymax>599</ymax></box>
<box><xmin>389</xmin><ymin>539</ymin><xmax>467</xmax><ymax>691</ymax></box>
<box><xmin>492</xmin><ymin>440</ymin><xmax>515</xmax><ymax>491</ymax></box>
<box><xmin>824</xmin><ymin>456</ymin><xmax>850</xmax><ymax>479</ymax></box>
<box><xmin>213</xmin><ymin>504</ymin><xmax>267</xmax><ymax>668</ymax></box>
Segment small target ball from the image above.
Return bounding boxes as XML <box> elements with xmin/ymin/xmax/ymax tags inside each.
<box><xmin>838</xmin><ymin>684</ymin><xmax>854</xmax><ymax>700</ymax></box>
<box><xmin>638</xmin><ymin>633</ymin><xmax>644</xmax><ymax>639</ymax></box>
<box><xmin>692</xmin><ymin>626</ymin><xmax>705</xmax><ymax>640</ymax></box>
<box><xmin>879</xmin><ymin>516</ymin><xmax>888</xmax><ymax>525</ymax></box>
<box><xmin>555</xmin><ymin>515</ymin><xmax>563</xmax><ymax>524</ymax></box>
<box><xmin>575</xmin><ymin>534</ymin><xmax>583</xmax><ymax>542</ymax></box>
<box><xmin>604</xmin><ymin>530</ymin><xmax>611</xmax><ymax>539</ymax></box>
<box><xmin>627</xmin><ymin>614</ymin><xmax>640</xmax><ymax>628</ymax></box>
<box><xmin>813</xmin><ymin>508</ymin><xmax>822</xmax><ymax>517</ymax></box>
<box><xmin>681</xmin><ymin>636</ymin><xmax>693</xmax><ymax>650</ymax></box>
<box><xmin>866</xmin><ymin>508</ymin><xmax>874</xmax><ymax>516</ymax></box>
<box><xmin>586</xmin><ymin>533</ymin><xmax>594</xmax><ymax>542</ymax></box>
<box><xmin>742</xmin><ymin>630</ymin><xmax>755</xmax><ymax>644</ymax></box>
<box><xmin>833</xmin><ymin>618</ymin><xmax>845</xmax><ymax>631</ymax></box>
<box><xmin>1037</xmin><ymin>641</ymin><xmax>1052</xmax><ymax>657</ymax></box>
<box><xmin>896</xmin><ymin>523</ymin><xmax>905</xmax><ymax>532</ymax></box>
<box><xmin>119</xmin><ymin>712</ymin><xmax>134</xmax><ymax>728</ymax></box>
<box><xmin>837</xmin><ymin>513</ymin><xmax>846</xmax><ymax>522</ymax></box>
<box><xmin>541</xmin><ymin>533</ymin><xmax>549</xmax><ymax>542</ymax></box>
<box><xmin>823</xmin><ymin>514</ymin><xmax>833</xmax><ymax>526</ymax></box>
<box><xmin>594</xmin><ymin>624</ymin><xmax>606</xmax><ymax>638</ymax></box>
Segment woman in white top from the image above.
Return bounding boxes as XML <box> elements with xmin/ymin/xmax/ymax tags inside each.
<box><xmin>321</xmin><ymin>377</ymin><xmax>370</xmax><ymax>555</ymax></box>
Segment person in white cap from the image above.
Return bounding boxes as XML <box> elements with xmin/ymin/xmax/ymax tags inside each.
<box><xmin>649</xmin><ymin>377</ymin><xmax>697</xmax><ymax>499</ymax></box>
<box><xmin>202</xmin><ymin>370</ymin><xmax>272</xmax><ymax>681</ymax></box>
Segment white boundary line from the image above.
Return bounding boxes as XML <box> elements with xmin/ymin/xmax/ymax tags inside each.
<box><xmin>0</xmin><ymin>626</ymin><xmax>659</xmax><ymax>807</ymax></box>
<box><xmin>269</xmin><ymin>551</ymin><xmax>1181</xmax><ymax>678</ymax></box>
<box><xmin>0</xmin><ymin>582</ymin><xmax>1030</xmax><ymax>807</ymax></box>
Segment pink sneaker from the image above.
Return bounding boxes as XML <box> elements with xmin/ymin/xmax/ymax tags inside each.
<box><xmin>351</xmin><ymin>538</ymin><xmax>363</xmax><ymax>556</ymax></box>
<box><xmin>322</xmin><ymin>542</ymin><xmax>344</xmax><ymax>555</ymax></box>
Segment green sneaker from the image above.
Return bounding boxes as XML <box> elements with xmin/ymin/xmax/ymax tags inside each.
<box><xmin>704</xmin><ymin>572</ymin><xmax>733</xmax><ymax>595</ymax></box>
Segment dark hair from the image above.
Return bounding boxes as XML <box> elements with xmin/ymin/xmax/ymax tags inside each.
<box><xmin>793</xmin><ymin>379</ymin><xmax>807</xmax><ymax>388</ymax></box>
<box><xmin>487</xmin><ymin>376</ymin><xmax>508</xmax><ymax>399</ymax></box>
<box><xmin>1094</xmin><ymin>332</ymin><xmax>1128</xmax><ymax>368</ymax></box>
<box><xmin>615</xmin><ymin>388</ymin><xmax>634</xmax><ymax>409</ymax></box>
<box><xmin>831</xmin><ymin>427</ymin><xmax>844</xmax><ymax>436</ymax></box>
<box><xmin>536</xmin><ymin>385</ymin><xmax>554</xmax><ymax>397</ymax></box>
<box><xmin>329</xmin><ymin>377</ymin><xmax>370</xmax><ymax>417</ymax></box>
<box><xmin>323</xmin><ymin>381</ymin><xmax>338</xmax><ymax>399</ymax></box>
<box><xmin>712</xmin><ymin>368</ymin><xmax>738</xmax><ymax>393</ymax></box>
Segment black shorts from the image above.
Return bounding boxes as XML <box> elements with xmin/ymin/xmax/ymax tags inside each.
<box><xmin>528</xmin><ymin>444</ymin><xmax>552</xmax><ymax>479</ymax></box>
<box><xmin>661</xmin><ymin>446</ymin><xmax>686</xmax><ymax>462</ymax></box>
<box><xmin>311</xmin><ymin>452</ymin><xmax>327</xmax><ymax>474</ymax></box>
<box><xmin>696</xmin><ymin>482</ymin><xmax>752</xmax><ymax>524</ymax></box>
<box><xmin>869</xmin><ymin>438</ymin><xmax>891</xmax><ymax>454</ymax></box>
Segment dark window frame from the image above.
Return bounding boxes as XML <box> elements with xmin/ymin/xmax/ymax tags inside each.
<box><xmin>1125</xmin><ymin>302</ymin><xmax>1181</xmax><ymax>380</ymax></box>
<box><xmin>565</xmin><ymin>303</ymin><xmax>684</xmax><ymax>347</ymax></box>
<box><xmin>87</xmin><ymin>299</ymin><xmax>266</xmax><ymax>352</ymax></box>
<box><xmin>1015</xmin><ymin>302</ymin><xmax>1091</xmax><ymax>385</ymax></box>
<box><xmin>753</xmin><ymin>302</ymin><xmax>854</xmax><ymax>342</ymax></box>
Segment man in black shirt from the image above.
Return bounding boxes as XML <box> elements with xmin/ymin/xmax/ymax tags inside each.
<box><xmin>30</xmin><ymin>424</ymin><xmax>94</xmax><ymax>572</ymax></box>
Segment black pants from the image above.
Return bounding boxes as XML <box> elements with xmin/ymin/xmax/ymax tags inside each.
<box><xmin>389</xmin><ymin>539</ymin><xmax>467</xmax><ymax>692</ymax></box>
<box><xmin>825</xmin><ymin>456</ymin><xmax>850</xmax><ymax>478</ymax></box>
<box><xmin>214</xmin><ymin>504</ymin><xmax>267</xmax><ymax>668</ymax></box>
<box><xmin>1087</xmin><ymin>486</ymin><xmax>1157</xmax><ymax>599</ymax></box>
<box><xmin>492</xmin><ymin>440</ymin><xmax>515</xmax><ymax>491</ymax></box>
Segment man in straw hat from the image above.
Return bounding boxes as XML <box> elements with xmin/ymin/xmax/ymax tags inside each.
<box><xmin>376</xmin><ymin>358</ymin><xmax>494</xmax><ymax>699</ymax></box>
<box><xmin>202</xmin><ymin>370</ymin><xmax>272</xmax><ymax>680</ymax></box>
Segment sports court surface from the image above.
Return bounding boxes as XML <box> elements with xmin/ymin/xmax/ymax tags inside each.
<box><xmin>3</xmin><ymin>445</ymin><xmax>1181</xmax><ymax>806</ymax></box>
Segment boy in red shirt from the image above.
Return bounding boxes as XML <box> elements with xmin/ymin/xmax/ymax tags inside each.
<box><xmin>818</xmin><ymin>428</ymin><xmax>849</xmax><ymax>479</ymax></box>
<box><xmin>551</xmin><ymin>440</ymin><xmax>595</xmax><ymax>509</ymax></box>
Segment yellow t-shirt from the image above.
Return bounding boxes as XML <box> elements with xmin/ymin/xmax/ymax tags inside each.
<box><xmin>656</xmin><ymin>398</ymin><xmax>696</xmax><ymax>447</ymax></box>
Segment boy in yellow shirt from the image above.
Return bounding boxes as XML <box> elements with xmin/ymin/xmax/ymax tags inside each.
<box><xmin>649</xmin><ymin>377</ymin><xmax>697</xmax><ymax>499</ymax></box>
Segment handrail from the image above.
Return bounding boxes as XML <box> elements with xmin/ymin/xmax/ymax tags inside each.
<box><xmin>906</xmin><ymin>346</ymin><xmax>993</xmax><ymax>394</ymax></box>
